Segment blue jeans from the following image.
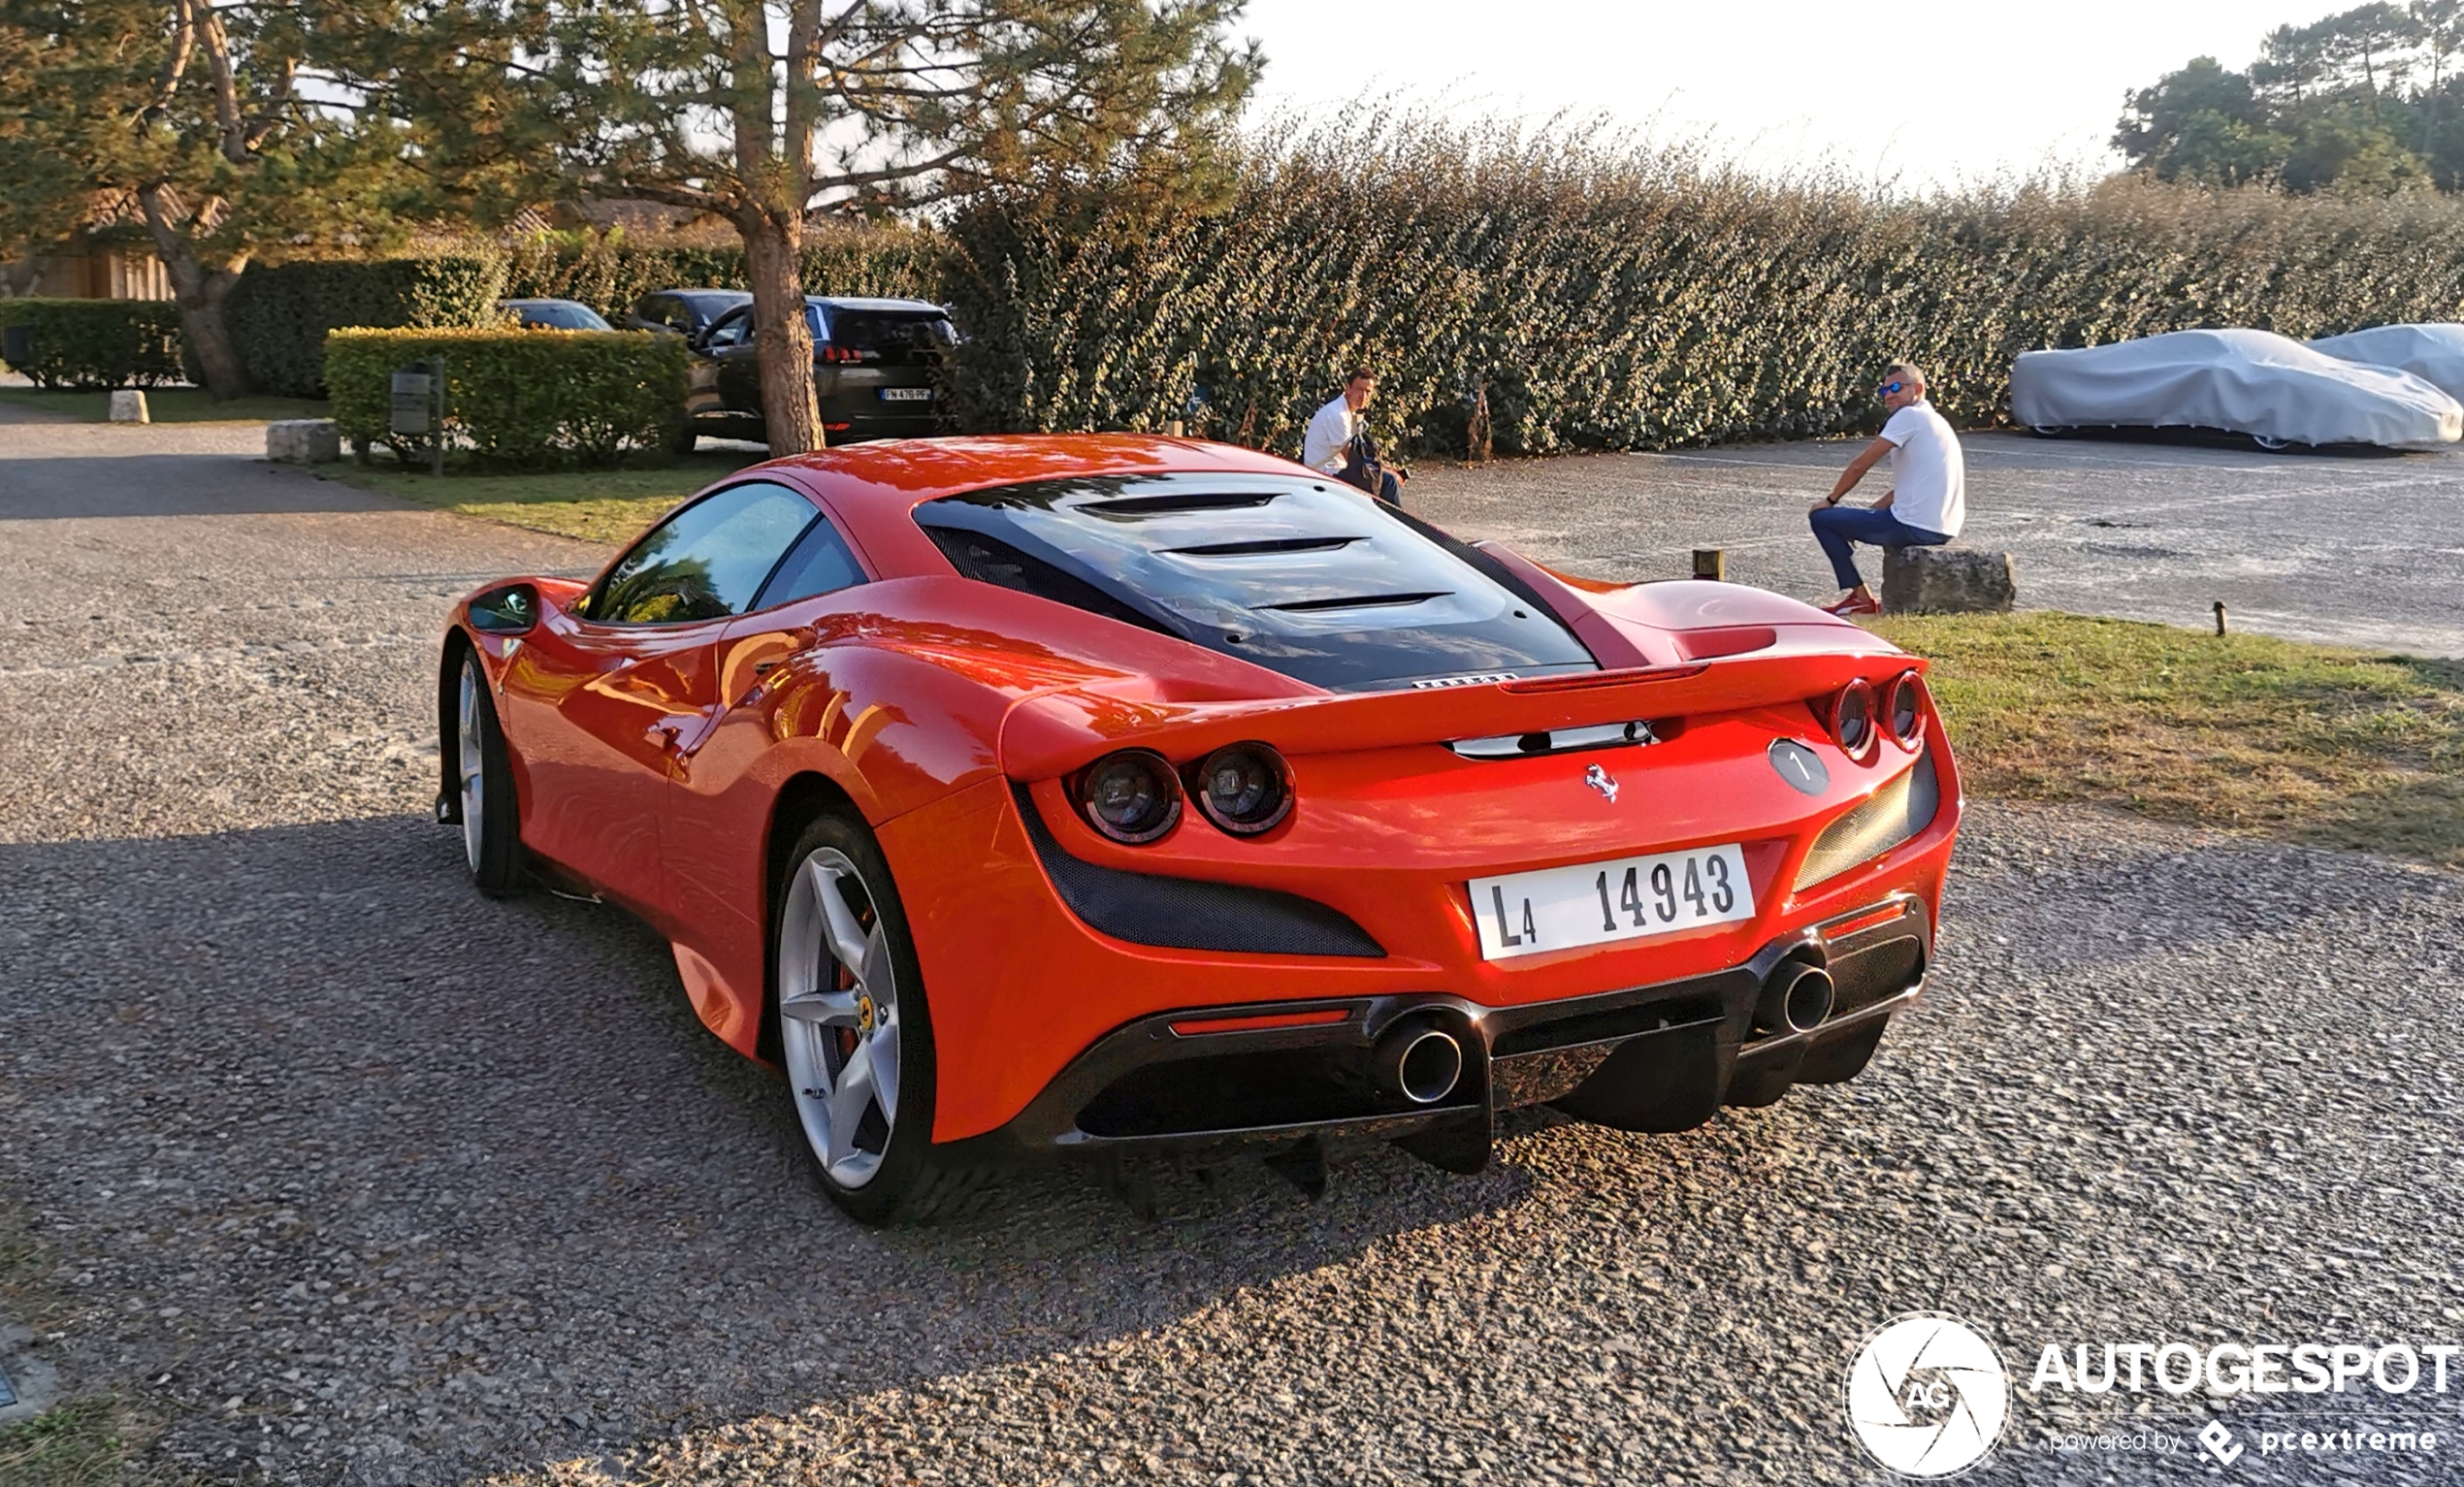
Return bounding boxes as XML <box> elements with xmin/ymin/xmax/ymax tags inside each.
<box><xmin>1810</xmin><ymin>504</ymin><xmax>1949</xmax><ymax>590</ymax></box>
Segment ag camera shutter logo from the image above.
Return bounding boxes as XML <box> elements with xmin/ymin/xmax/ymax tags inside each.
<box><xmin>1845</xmin><ymin>1312</ymin><xmax>2010</xmax><ymax>1476</ymax></box>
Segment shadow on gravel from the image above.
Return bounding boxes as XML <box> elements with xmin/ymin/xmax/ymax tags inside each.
<box><xmin>0</xmin><ymin>814</ymin><xmax>1540</xmax><ymax>1484</ymax></box>
<box><xmin>0</xmin><ymin>455</ymin><xmax>405</xmax><ymax>521</ymax></box>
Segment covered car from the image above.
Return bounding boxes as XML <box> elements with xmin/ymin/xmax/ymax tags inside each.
<box><xmin>2009</xmin><ymin>328</ymin><xmax>2461</xmax><ymax>449</ymax></box>
<box><xmin>437</xmin><ymin>436</ymin><xmax>1961</xmax><ymax>1224</ymax></box>
<box><xmin>2308</xmin><ymin>323</ymin><xmax>2464</xmax><ymax>404</ymax></box>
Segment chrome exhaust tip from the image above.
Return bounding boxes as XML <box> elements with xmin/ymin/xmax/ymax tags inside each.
<box><xmin>1755</xmin><ymin>962</ymin><xmax>1836</xmax><ymax>1036</ymax></box>
<box><xmin>1375</xmin><ymin>1020</ymin><xmax>1465</xmax><ymax>1105</ymax></box>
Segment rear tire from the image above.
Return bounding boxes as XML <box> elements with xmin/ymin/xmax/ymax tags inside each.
<box><xmin>455</xmin><ymin>650</ymin><xmax>525</xmax><ymax>897</ymax></box>
<box><xmin>772</xmin><ymin>811</ymin><xmax>984</xmax><ymax>1225</ymax></box>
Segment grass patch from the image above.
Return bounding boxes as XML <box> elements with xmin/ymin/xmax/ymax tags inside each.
<box><xmin>1871</xmin><ymin>611</ymin><xmax>2464</xmax><ymax>864</ymax></box>
<box><xmin>0</xmin><ymin>386</ymin><xmax>329</xmax><ymax>424</ymax></box>
<box><xmin>0</xmin><ymin>1401</ymin><xmax>124</xmax><ymax>1487</ymax></box>
<box><xmin>328</xmin><ymin>450</ymin><xmax>762</xmax><ymax>544</ymax></box>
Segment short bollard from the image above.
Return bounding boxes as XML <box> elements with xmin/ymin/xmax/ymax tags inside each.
<box><xmin>1693</xmin><ymin>548</ymin><xmax>1727</xmax><ymax>582</ymax></box>
<box><xmin>2214</xmin><ymin>601</ymin><xmax>2228</xmax><ymax>636</ymax></box>
<box><xmin>108</xmin><ymin>389</ymin><xmax>149</xmax><ymax>424</ymax></box>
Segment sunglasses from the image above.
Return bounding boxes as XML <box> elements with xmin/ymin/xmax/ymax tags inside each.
<box><xmin>1876</xmin><ymin>381</ymin><xmax>1906</xmax><ymax>397</ymax></box>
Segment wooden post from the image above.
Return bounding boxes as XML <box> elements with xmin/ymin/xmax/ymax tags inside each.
<box><xmin>431</xmin><ymin>356</ymin><xmax>446</xmax><ymax>478</ymax></box>
<box><xmin>1693</xmin><ymin>548</ymin><xmax>1726</xmax><ymax>582</ymax></box>
<box><xmin>2213</xmin><ymin>600</ymin><xmax>2227</xmax><ymax>636</ymax></box>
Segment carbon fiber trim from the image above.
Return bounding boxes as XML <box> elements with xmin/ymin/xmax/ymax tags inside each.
<box><xmin>1010</xmin><ymin>784</ymin><xmax>1386</xmax><ymax>958</ymax></box>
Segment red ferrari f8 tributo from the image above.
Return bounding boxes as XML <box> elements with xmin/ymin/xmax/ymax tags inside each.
<box><xmin>437</xmin><ymin>436</ymin><xmax>1960</xmax><ymax>1222</ymax></box>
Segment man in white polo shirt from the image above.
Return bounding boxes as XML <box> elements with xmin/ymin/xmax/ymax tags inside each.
<box><xmin>1807</xmin><ymin>362</ymin><xmax>1965</xmax><ymax>615</ymax></box>
<box><xmin>1302</xmin><ymin>368</ymin><xmax>1406</xmax><ymax>505</ymax></box>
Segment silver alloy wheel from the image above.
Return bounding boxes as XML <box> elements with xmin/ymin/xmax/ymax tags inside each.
<box><xmin>779</xmin><ymin>848</ymin><xmax>901</xmax><ymax>1189</ymax></box>
<box><xmin>457</xmin><ymin>660</ymin><xmax>486</xmax><ymax>873</ymax></box>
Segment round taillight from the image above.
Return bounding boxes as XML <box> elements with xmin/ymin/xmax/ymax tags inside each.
<box><xmin>1078</xmin><ymin>750</ymin><xmax>1182</xmax><ymax>844</ymax></box>
<box><xmin>1195</xmin><ymin>743</ymin><xmax>1292</xmax><ymax>835</ymax></box>
<box><xmin>1831</xmin><ymin>680</ymin><xmax>1877</xmax><ymax>758</ymax></box>
<box><xmin>1887</xmin><ymin>672</ymin><xmax>1926</xmax><ymax>749</ymax></box>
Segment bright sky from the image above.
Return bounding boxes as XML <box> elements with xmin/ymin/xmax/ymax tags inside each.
<box><xmin>1238</xmin><ymin>1</ymin><xmax>2302</xmax><ymax>189</ymax></box>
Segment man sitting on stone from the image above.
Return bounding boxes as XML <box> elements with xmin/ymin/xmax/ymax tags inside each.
<box><xmin>1303</xmin><ymin>368</ymin><xmax>1408</xmax><ymax>506</ymax></box>
<box><xmin>1809</xmin><ymin>362</ymin><xmax>1964</xmax><ymax>616</ymax></box>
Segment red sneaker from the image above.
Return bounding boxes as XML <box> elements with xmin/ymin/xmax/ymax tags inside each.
<box><xmin>1822</xmin><ymin>593</ymin><xmax>1882</xmax><ymax>617</ymax></box>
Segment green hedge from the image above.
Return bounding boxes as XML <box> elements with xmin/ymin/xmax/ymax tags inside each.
<box><xmin>0</xmin><ymin>298</ymin><xmax>184</xmax><ymax>389</ymax></box>
<box><xmin>499</xmin><ymin>225</ymin><xmax>948</xmax><ymax>322</ymax></box>
<box><xmin>325</xmin><ymin>327</ymin><xmax>688</xmax><ymax>468</ymax></box>
<box><xmin>937</xmin><ymin>124</ymin><xmax>2464</xmax><ymax>456</ymax></box>
<box><xmin>221</xmin><ymin>256</ymin><xmax>507</xmax><ymax>397</ymax></box>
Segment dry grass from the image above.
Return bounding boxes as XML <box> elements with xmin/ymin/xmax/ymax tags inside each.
<box><xmin>0</xmin><ymin>1402</ymin><xmax>125</xmax><ymax>1487</ymax></box>
<box><xmin>1873</xmin><ymin>611</ymin><xmax>2464</xmax><ymax>864</ymax></box>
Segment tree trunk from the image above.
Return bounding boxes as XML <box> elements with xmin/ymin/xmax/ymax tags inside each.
<box><xmin>137</xmin><ymin>185</ymin><xmax>249</xmax><ymax>399</ymax></box>
<box><xmin>0</xmin><ymin>250</ymin><xmax>49</xmax><ymax>298</ymax></box>
<box><xmin>739</xmin><ymin>209</ymin><xmax>820</xmax><ymax>455</ymax></box>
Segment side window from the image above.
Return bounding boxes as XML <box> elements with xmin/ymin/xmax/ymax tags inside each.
<box><xmin>705</xmin><ymin>309</ymin><xmax>749</xmax><ymax>348</ymax></box>
<box><xmin>754</xmin><ymin>513</ymin><xmax>866</xmax><ymax>609</ymax></box>
<box><xmin>587</xmin><ymin>482</ymin><xmax>816</xmax><ymax>626</ymax></box>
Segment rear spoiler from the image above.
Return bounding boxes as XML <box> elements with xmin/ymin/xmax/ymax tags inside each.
<box><xmin>998</xmin><ymin>648</ymin><xmax>1917</xmax><ymax>781</ymax></box>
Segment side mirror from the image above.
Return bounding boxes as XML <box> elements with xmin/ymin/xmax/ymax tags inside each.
<box><xmin>468</xmin><ymin>582</ymin><xmax>539</xmax><ymax>634</ymax></box>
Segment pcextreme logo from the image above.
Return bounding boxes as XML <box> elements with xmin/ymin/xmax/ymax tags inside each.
<box><xmin>1845</xmin><ymin>1312</ymin><xmax>2011</xmax><ymax>1477</ymax></box>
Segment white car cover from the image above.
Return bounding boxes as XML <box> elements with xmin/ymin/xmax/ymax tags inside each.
<box><xmin>2307</xmin><ymin>323</ymin><xmax>2464</xmax><ymax>404</ymax></box>
<box><xmin>2008</xmin><ymin>328</ymin><xmax>2462</xmax><ymax>449</ymax></box>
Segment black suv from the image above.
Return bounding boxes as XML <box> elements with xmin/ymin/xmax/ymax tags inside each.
<box><xmin>673</xmin><ymin>295</ymin><xmax>957</xmax><ymax>450</ymax></box>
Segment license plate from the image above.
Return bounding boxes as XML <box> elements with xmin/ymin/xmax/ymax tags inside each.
<box><xmin>1470</xmin><ymin>844</ymin><xmax>1754</xmax><ymax>961</ymax></box>
<box><xmin>878</xmin><ymin>386</ymin><xmax>934</xmax><ymax>402</ymax></box>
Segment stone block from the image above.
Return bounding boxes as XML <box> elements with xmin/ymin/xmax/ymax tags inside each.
<box><xmin>267</xmin><ymin>418</ymin><xmax>342</xmax><ymax>465</ymax></box>
<box><xmin>1883</xmin><ymin>545</ymin><xmax>2017</xmax><ymax>614</ymax></box>
<box><xmin>107</xmin><ymin>389</ymin><xmax>149</xmax><ymax>423</ymax></box>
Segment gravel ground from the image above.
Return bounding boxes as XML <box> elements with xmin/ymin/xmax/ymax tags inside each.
<box><xmin>4</xmin><ymin>419</ymin><xmax>2462</xmax><ymax>1486</ymax></box>
<box><xmin>1410</xmin><ymin>434</ymin><xmax>2464</xmax><ymax>657</ymax></box>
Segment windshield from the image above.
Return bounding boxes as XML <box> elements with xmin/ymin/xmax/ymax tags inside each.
<box><xmin>507</xmin><ymin>302</ymin><xmax>611</xmax><ymax>331</ymax></box>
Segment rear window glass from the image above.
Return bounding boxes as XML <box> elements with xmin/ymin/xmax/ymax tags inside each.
<box><xmin>809</xmin><ymin>307</ymin><xmax>957</xmax><ymax>351</ymax></box>
<box><xmin>914</xmin><ymin>474</ymin><xmax>1598</xmax><ymax>692</ymax></box>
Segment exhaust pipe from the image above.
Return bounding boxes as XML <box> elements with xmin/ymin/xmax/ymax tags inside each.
<box><xmin>1373</xmin><ymin>1018</ymin><xmax>1464</xmax><ymax>1105</ymax></box>
<box><xmin>1755</xmin><ymin>962</ymin><xmax>1835</xmax><ymax>1035</ymax></box>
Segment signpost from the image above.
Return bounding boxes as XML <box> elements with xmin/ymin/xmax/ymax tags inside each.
<box><xmin>390</xmin><ymin>358</ymin><xmax>446</xmax><ymax>476</ymax></box>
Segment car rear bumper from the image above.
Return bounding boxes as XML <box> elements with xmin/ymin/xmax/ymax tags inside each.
<box><xmin>876</xmin><ymin>721</ymin><xmax>1960</xmax><ymax>1146</ymax></box>
<box><xmin>935</xmin><ymin>893</ymin><xmax>1930</xmax><ymax>1163</ymax></box>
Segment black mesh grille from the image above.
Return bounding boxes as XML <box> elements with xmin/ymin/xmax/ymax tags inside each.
<box><xmin>1795</xmin><ymin>749</ymin><xmax>1941</xmax><ymax>889</ymax></box>
<box><xmin>1012</xmin><ymin>784</ymin><xmax>1385</xmax><ymax>958</ymax></box>
<box><xmin>1828</xmin><ymin>938</ymin><xmax>1925</xmax><ymax>1017</ymax></box>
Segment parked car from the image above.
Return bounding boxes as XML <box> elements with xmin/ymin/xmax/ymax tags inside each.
<box><xmin>2010</xmin><ymin>328</ymin><xmax>2462</xmax><ymax>450</ymax></box>
<box><xmin>624</xmin><ymin>288</ymin><xmax>752</xmax><ymax>340</ymax></box>
<box><xmin>2309</xmin><ymin>323</ymin><xmax>2464</xmax><ymax>405</ymax></box>
<box><xmin>677</xmin><ymin>296</ymin><xmax>957</xmax><ymax>451</ymax></box>
<box><xmin>437</xmin><ymin>435</ymin><xmax>1961</xmax><ymax>1223</ymax></box>
<box><xmin>498</xmin><ymin>298</ymin><xmax>614</xmax><ymax>331</ymax></box>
